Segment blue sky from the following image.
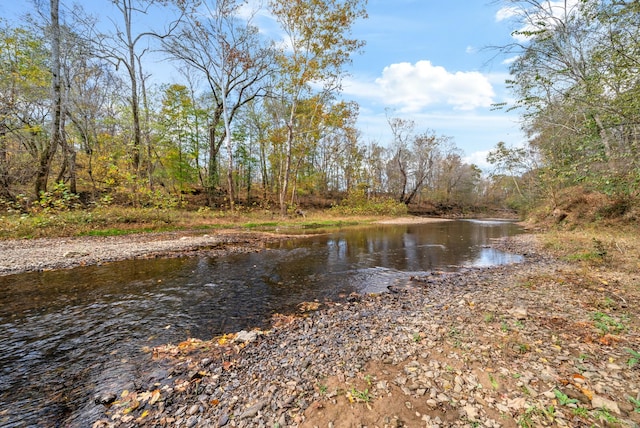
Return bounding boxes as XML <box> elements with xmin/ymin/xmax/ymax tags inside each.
<box><xmin>342</xmin><ymin>0</ymin><xmax>524</xmax><ymax>168</ymax></box>
<box><xmin>1</xmin><ymin>0</ymin><xmax>525</xmax><ymax>169</ymax></box>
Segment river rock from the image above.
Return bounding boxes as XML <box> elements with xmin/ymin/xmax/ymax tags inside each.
<box><xmin>94</xmin><ymin>392</ymin><xmax>117</xmax><ymax>406</ymax></box>
<box><xmin>239</xmin><ymin>400</ymin><xmax>266</xmax><ymax>419</ymax></box>
<box><xmin>235</xmin><ymin>330</ymin><xmax>259</xmax><ymax>343</ymax></box>
<box><xmin>592</xmin><ymin>395</ymin><xmax>621</xmax><ymax>414</ymax></box>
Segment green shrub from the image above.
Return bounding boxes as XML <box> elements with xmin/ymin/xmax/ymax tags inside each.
<box><xmin>38</xmin><ymin>182</ymin><xmax>81</xmax><ymax>212</ymax></box>
<box><xmin>331</xmin><ymin>187</ymin><xmax>407</xmax><ymax>216</ymax></box>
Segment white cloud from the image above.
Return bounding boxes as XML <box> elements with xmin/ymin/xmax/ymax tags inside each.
<box><xmin>495</xmin><ymin>6</ymin><xmax>519</xmax><ymax>22</ymax></box>
<box><xmin>496</xmin><ymin>0</ymin><xmax>582</xmax><ymax>42</ymax></box>
<box><xmin>346</xmin><ymin>60</ymin><xmax>495</xmax><ymax>112</ymax></box>
<box><xmin>502</xmin><ymin>56</ymin><xmax>519</xmax><ymax>66</ymax></box>
<box><xmin>463</xmin><ymin>150</ymin><xmax>492</xmax><ymax>170</ymax></box>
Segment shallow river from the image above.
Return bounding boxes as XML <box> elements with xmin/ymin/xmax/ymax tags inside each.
<box><xmin>0</xmin><ymin>219</ymin><xmax>523</xmax><ymax>427</ymax></box>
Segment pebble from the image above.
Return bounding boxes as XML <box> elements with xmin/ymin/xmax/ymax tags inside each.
<box><xmin>96</xmin><ymin>235</ymin><xmax>640</xmax><ymax>428</ymax></box>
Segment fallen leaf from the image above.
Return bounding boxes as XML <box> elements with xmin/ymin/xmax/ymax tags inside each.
<box><xmin>580</xmin><ymin>388</ymin><xmax>594</xmax><ymax>400</ymax></box>
<box><xmin>149</xmin><ymin>389</ymin><xmax>161</xmax><ymax>405</ymax></box>
<box><xmin>217</xmin><ymin>334</ymin><xmax>235</xmax><ymax>346</ymax></box>
<box><xmin>138</xmin><ymin>391</ymin><xmax>152</xmax><ymax>402</ymax></box>
<box><xmin>299</xmin><ymin>301</ymin><xmax>320</xmax><ymax>312</ymax></box>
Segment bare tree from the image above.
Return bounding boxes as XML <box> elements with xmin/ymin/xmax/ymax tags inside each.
<box><xmin>387</xmin><ymin>115</ymin><xmax>447</xmax><ymax>205</ymax></box>
<box><xmin>93</xmin><ymin>0</ymin><xmax>181</xmax><ymax>174</ymax></box>
<box><xmin>269</xmin><ymin>0</ymin><xmax>367</xmax><ymax>215</ymax></box>
<box><xmin>165</xmin><ymin>0</ymin><xmax>273</xmax><ymax>207</ymax></box>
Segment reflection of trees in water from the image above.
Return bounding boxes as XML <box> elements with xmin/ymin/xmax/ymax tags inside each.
<box><xmin>1</xmin><ymin>221</ymin><xmax>523</xmax><ymax>428</ymax></box>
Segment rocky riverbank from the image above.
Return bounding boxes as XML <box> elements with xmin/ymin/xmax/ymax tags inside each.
<box><xmin>0</xmin><ymin>217</ymin><xmax>449</xmax><ymax>276</ymax></box>
<box><xmin>92</xmin><ymin>233</ymin><xmax>640</xmax><ymax>427</ymax></box>
<box><xmin>0</xmin><ymin>230</ymin><xmax>289</xmax><ymax>276</ymax></box>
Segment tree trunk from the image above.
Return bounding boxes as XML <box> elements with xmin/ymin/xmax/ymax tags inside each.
<box><xmin>0</xmin><ymin>131</ymin><xmax>12</xmax><ymax>199</ymax></box>
<box><xmin>138</xmin><ymin>56</ymin><xmax>152</xmax><ymax>188</ymax></box>
<box><xmin>279</xmin><ymin>121</ymin><xmax>294</xmax><ymax>216</ymax></box>
<box><xmin>222</xmin><ymin>101</ymin><xmax>235</xmax><ymax>210</ymax></box>
<box><xmin>124</xmin><ymin>1</ymin><xmax>141</xmax><ymax>173</ymax></box>
<box><xmin>37</xmin><ymin>0</ymin><xmax>62</xmax><ymax>196</ymax></box>
<box><xmin>207</xmin><ymin>123</ymin><xmax>221</xmax><ymax>204</ymax></box>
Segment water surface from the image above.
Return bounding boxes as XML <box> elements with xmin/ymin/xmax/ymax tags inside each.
<box><xmin>0</xmin><ymin>219</ymin><xmax>523</xmax><ymax>426</ymax></box>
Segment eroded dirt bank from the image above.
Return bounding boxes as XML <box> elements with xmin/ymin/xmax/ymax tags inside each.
<box><xmin>91</xmin><ymin>234</ymin><xmax>640</xmax><ymax>428</ymax></box>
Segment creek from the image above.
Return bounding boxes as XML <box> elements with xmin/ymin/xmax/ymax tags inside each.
<box><xmin>0</xmin><ymin>219</ymin><xmax>523</xmax><ymax>427</ymax></box>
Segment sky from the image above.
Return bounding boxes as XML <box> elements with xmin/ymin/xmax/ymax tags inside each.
<box><xmin>1</xmin><ymin>0</ymin><xmax>525</xmax><ymax>169</ymax></box>
<box><xmin>342</xmin><ymin>0</ymin><xmax>524</xmax><ymax>168</ymax></box>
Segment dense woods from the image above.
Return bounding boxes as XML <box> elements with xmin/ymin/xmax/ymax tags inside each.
<box><xmin>1</xmin><ymin>0</ymin><xmax>638</xmax><ymax>220</ymax></box>
<box><xmin>0</xmin><ymin>0</ymin><xmax>496</xmax><ymax>216</ymax></box>
<box><xmin>492</xmin><ymin>0</ymin><xmax>640</xmax><ymax>220</ymax></box>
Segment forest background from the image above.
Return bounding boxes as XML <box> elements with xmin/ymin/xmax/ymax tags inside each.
<box><xmin>0</xmin><ymin>0</ymin><xmax>638</xmax><ymax>237</ymax></box>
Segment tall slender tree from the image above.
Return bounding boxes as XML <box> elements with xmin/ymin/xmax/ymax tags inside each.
<box><xmin>94</xmin><ymin>0</ymin><xmax>181</xmax><ymax>175</ymax></box>
<box><xmin>269</xmin><ymin>0</ymin><xmax>367</xmax><ymax>215</ymax></box>
<box><xmin>30</xmin><ymin>0</ymin><xmax>62</xmax><ymax>196</ymax></box>
<box><xmin>166</xmin><ymin>0</ymin><xmax>273</xmax><ymax>207</ymax></box>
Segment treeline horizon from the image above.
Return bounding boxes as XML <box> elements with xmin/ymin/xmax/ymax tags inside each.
<box><xmin>0</xmin><ymin>0</ymin><xmax>517</xmax><ymax>216</ymax></box>
<box><xmin>2</xmin><ymin>0</ymin><xmax>638</xmax><ymax>222</ymax></box>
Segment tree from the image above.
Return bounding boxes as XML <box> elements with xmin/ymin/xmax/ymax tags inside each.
<box><xmin>94</xmin><ymin>0</ymin><xmax>181</xmax><ymax>175</ymax></box>
<box><xmin>268</xmin><ymin>0</ymin><xmax>367</xmax><ymax>215</ymax></box>
<box><xmin>156</xmin><ymin>84</ymin><xmax>201</xmax><ymax>194</ymax></box>
<box><xmin>314</xmin><ymin>101</ymin><xmax>361</xmax><ymax>193</ymax></box>
<box><xmin>166</xmin><ymin>0</ymin><xmax>273</xmax><ymax>208</ymax></box>
<box><xmin>62</xmin><ymin>36</ymin><xmax>121</xmax><ymax>195</ymax></box>
<box><xmin>500</xmin><ymin>0</ymin><xmax>640</xmax><ymax>199</ymax></box>
<box><xmin>362</xmin><ymin>141</ymin><xmax>386</xmax><ymax>197</ymax></box>
<box><xmin>35</xmin><ymin>0</ymin><xmax>63</xmax><ymax>197</ymax></box>
<box><xmin>386</xmin><ymin>116</ymin><xmax>445</xmax><ymax>205</ymax></box>
<box><xmin>0</xmin><ymin>21</ymin><xmax>49</xmax><ymax>200</ymax></box>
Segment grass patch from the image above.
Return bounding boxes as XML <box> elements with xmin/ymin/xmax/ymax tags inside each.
<box><xmin>81</xmin><ymin>227</ymin><xmax>175</xmax><ymax>237</ymax></box>
<box><xmin>0</xmin><ymin>207</ymin><xmax>383</xmax><ymax>240</ymax></box>
<box><xmin>541</xmin><ymin>227</ymin><xmax>639</xmax><ymax>273</ymax></box>
<box><xmin>592</xmin><ymin>311</ymin><xmax>628</xmax><ymax>335</ymax></box>
<box><xmin>242</xmin><ymin>221</ymin><xmax>279</xmax><ymax>229</ymax></box>
<box><xmin>348</xmin><ymin>387</ymin><xmax>372</xmax><ymax>403</ymax></box>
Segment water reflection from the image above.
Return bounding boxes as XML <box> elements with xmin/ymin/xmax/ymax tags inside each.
<box><xmin>0</xmin><ymin>220</ymin><xmax>522</xmax><ymax>427</ymax></box>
